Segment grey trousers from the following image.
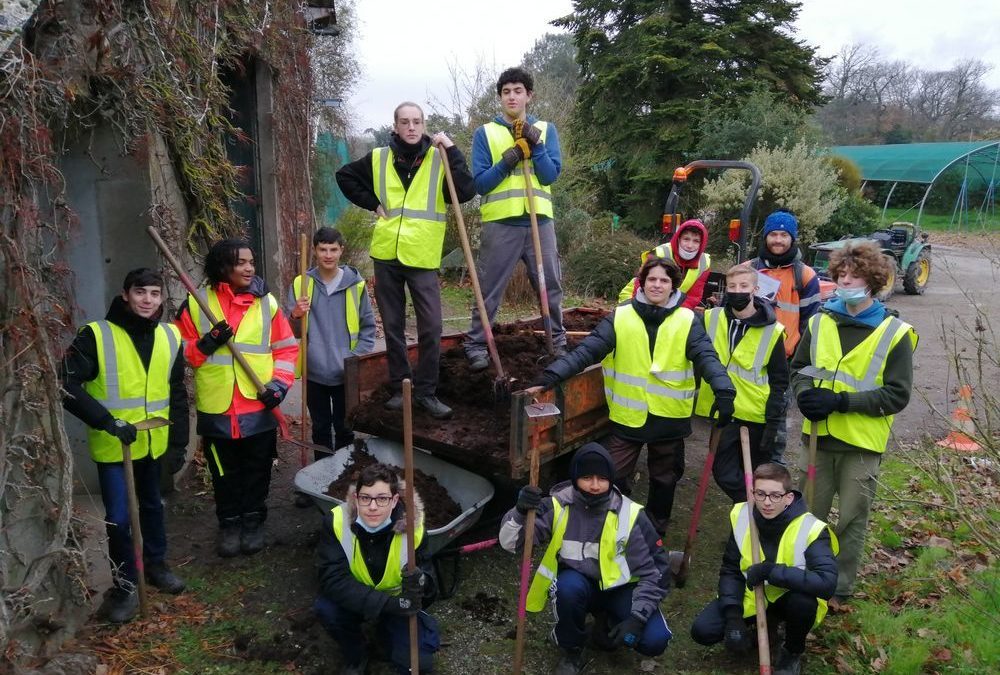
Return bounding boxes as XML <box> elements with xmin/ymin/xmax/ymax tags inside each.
<box><xmin>465</xmin><ymin>221</ymin><xmax>565</xmax><ymax>357</ymax></box>
<box><xmin>373</xmin><ymin>262</ymin><xmax>442</xmax><ymax>397</ymax></box>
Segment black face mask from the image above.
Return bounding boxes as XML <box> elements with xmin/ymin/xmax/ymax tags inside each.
<box><xmin>726</xmin><ymin>292</ymin><xmax>753</xmax><ymax>311</ymax></box>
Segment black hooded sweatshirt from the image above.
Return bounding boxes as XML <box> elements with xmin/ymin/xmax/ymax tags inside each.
<box><xmin>62</xmin><ymin>296</ymin><xmax>189</xmax><ymax>456</ymax></box>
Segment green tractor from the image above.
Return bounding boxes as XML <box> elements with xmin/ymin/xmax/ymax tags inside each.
<box><xmin>810</xmin><ymin>222</ymin><xmax>931</xmax><ymax>301</ymax></box>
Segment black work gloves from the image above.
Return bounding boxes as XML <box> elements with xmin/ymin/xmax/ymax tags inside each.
<box><xmin>384</xmin><ymin>569</ymin><xmax>424</xmax><ymax>616</ymax></box>
<box><xmin>196</xmin><ymin>320</ymin><xmax>233</xmax><ymax>356</ymax></box>
<box><xmin>165</xmin><ymin>444</ymin><xmax>187</xmax><ymax>474</ymax></box>
<box><xmin>104</xmin><ymin>418</ymin><xmax>138</xmax><ymax>445</ymax></box>
<box><xmin>608</xmin><ymin>615</ymin><xmax>645</xmax><ymax>648</ymax></box>
<box><xmin>257</xmin><ymin>381</ymin><xmax>284</xmax><ymax>410</ymax></box>
<box><xmin>760</xmin><ymin>423</ymin><xmax>779</xmax><ymax>456</ymax></box>
<box><xmin>745</xmin><ymin>561</ymin><xmax>776</xmax><ymax>589</ymax></box>
<box><xmin>711</xmin><ymin>395</ymin><xmax>736</xmax><ymax>428</ymax></box>
<box><xmin>724</xmin><ymin>614</ymin><xmax>749</xmax><ymax>653</ymax></box>
<box><xmin>515</xmin><ymin>485</ymin><xmax>543</xmax><ymax>514</ymax></box>
<box><xmin>797</xmin><ymin>388</ymin><xmax>849</xmax><ymax>421</ymax></box>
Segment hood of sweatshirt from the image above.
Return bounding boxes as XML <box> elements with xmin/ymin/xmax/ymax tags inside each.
<box><xmin>307</xmin><ymin>265</ymin><xmax>364</xmax><ymax>294</ymax></box>
<box><xmin>670</xmin><ymin>219</ymin><xmax>709</xmax><ymax>269</ymax></box>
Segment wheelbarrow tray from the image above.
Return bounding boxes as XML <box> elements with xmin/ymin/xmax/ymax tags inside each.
<box><xmin>294</xmin><ymin>437</ymin><xmax>495</xmax><ymax>556</ymax></box>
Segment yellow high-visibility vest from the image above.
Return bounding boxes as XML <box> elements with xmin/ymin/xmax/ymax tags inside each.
<box><xmin>83</xmin><ymin>320</ymin><xmax>180</xmax><ymax>462</ymax></box>
<box><xmin>730</xmin><ymin>502</ymin><xmax>839</xmax><ymax>627</ymax></box>
<box><xmin>188</xmin><ymin>289</ymin><xmax>279</xmax><ymax>414</ymax></box>
<box><xmin>292</xmin><ymin>274</ymin><xmax>365</xmax><ymax>376</ymax></box>
<box><xmin>331</xmin><ymin>504</ymin><xmax>425</xmax><ymax>593</ymax></box>
<box><xmin>799</xmin><ymin>313</ymin><xmax>918</xmax><ymax>453</ymax></box>
<box><xmin>480</xmin><ymin>121</ymin><xmax>553</xmax><ymax>221</ymax></box>
<box><xmin>369</xmin><ymin>146</ymin><xmax>447</xmax><ymax>269</ymax></box>
<box><xmin>695</xmin><ymin>309</ymin><xmax>785</xmax><ymax>424</ymax></box>
<box><xmin>602</xmin><ymin>303</ymin><xmax>696</xmax><ymax>427</ymax></box>
<box><xmin>526</xmin><ymin>495</ymin><xmax>642</xmax><ymax>611</ymax></box>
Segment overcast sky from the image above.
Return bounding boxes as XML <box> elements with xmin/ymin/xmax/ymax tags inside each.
<box><xmin>345</xmin><ymin>0</ymin><xmax>1000</xmax><ymax>133</ymax></box>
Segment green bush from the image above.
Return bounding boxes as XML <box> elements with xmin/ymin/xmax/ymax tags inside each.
<box><xmin>815</xmin><ymin>190</ymin><xmax>881</xmax><ymax>243</ymax></box>
<box><xmin>335</xmin><ymin>206</ymin><xmax>375</xmax><ymax>275</ymax></box>
<box><xmin>826</xmin><ymin>155</ymin><xmax>863</xmax><ymax>193</ymax></box>
<box><xmin>565</xmin><ymin>230</ymin><xmax>658</xmax><ymax>301</ymax></box>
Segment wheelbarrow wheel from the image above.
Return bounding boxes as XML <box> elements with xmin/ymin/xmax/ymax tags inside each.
<box><xmin>875</xmin><ymin>254</ymin><xmax>896</xmax><ymax>302</ymax></box>
<box><xmin>903</xmin><ymin>251</ymin><xmax>930</xmax><ymax>295</ymax></box>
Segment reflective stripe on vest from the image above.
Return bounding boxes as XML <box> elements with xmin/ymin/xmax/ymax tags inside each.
<box><xmin>331</xmin><ymin>505</ymin><xmax>425</xmax><ymax>593</ymax></box>
<box><xmin>694</xmin><ymin>309</ymin><xmax>784</xmax><ymax>424</ymax></box>
<box><xmin>292</xmin><ymin>274</ymin><xmax>365</xmax><ymax>376</ymax></box>
<box><xmin>83</xmin><ymin>320</ymin><xmax>179</xmax><ymax>462</ymax></box>
<box><xmin>369</xmin><ymin>146</ymin><xmax>447</xmax><ymax>269</ymax></box>
<box><xmin>188</xmin><ymin>289</ymin><xmax>278</xmax><ymax>414</ymax></box>
<box><xmin>526</xmin><ymin>496</ymin><xmax>643</xmax><ymax>612</ymax></box>
<box><xmin>480</xmin><ymin>121</ymin><xmax>554</xmax><ymax>221</ymax></box>
<box><xmin>730</xmin><ymin>502</ymin><xmax>839</xmax><ymax>628</ymax></box>
<box><xmin>800</xmin><ymin>313</ymin><xmax>918</xmax><ymax>453</ymax></box>
<box><xmin>601</xmin><ymin>304</ymin><xmax>695</xmax><ymax>427</ymax></box>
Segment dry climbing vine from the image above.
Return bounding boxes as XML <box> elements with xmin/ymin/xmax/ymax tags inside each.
<box><xmin>0</xmin><ymin>0</ymin><xmax>315</xmax><ymax>663</ymax></box>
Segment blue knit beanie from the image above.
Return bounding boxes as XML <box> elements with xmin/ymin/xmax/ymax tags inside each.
<box><xmin>763</xmin><ymin>210</ymin><xmax>798</xmax><ymax>240</ymax></box>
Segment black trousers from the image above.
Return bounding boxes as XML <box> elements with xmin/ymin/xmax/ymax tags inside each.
<box><xmin>712</xmin><ymin>421</ymin><xmax>770</xmax><ymax>502</ymax></box>
<box><xmin>373</xmin><ymin>262</ymin><xmax>442</xmax><ymax>397</ymax></box>
<box><xmin>306</xmin><ymin>380</ymin><xmax>353</xmax><ymax>458</ymax></box>
<box><xmin>604</xmin><ymin>433</ymin><xmax>685</xmax><ymax>535</ymax></box>
<box><xmin>690</xmin><ymin>592</ymin><xmax>819</xmax><ymax>654</ymax></box>
<box><xmin>204</xmin><ymin>429</ymin><xmax>277</xmax><ymax>523</ymax></box>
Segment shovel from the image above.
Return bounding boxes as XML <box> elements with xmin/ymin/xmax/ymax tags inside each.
<box><xmin>674</xmin><ymin>425</ymin><xmax>722</xmax><ymax>588</ymax></box>
<box><xmin>805</xmin><ymin>425</ymin><xmax>818</xmax><ymax>511</ymax></box>
<box><xmin>401</xmin><ymin>379</ymin><xmax>420</xmax><ymax>675</ymax></box>
<box><xmin>512</xmin><ymin>400</ymin><xmax>561</xmax><ymax>675</ymax></box>
<box><xmin>522</xmin><ymin>160</ymin><xmax>555</xmax><ymax>356</ymax></box>
<box><xmin>120</xmin><ymin>417</ymin><xmax>171</xmax><ymax>618</ymax></box>
<box><xmin>298</xmin><ymin>232</ymin><xmax>310</xmax><ymax>467</ymax></box>
<box><xmin>740</xmin><ymin>426</ymin><xmax>772</xmax><ymax>675</ymax></box>
<box><xmin>436</xmin><ymin>141</ymin><xmax>513</xmax><ymax>399</ymax></box>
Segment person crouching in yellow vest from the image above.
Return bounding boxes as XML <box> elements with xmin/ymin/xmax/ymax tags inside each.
<box><xmin>691</xmin><ymin>463</ymin><xmax>839</xmax><ymax>675</ymax></box>
<box><xmin>61</xmin><ymin>268</ymin><xmax>189</xmax><ymax>623</ymax></box>
<box><xmin>314</xmin><ymin>463</ymin><xmax>439</xmax><ymax>674</ymax></box>
<box><xmin>695</xmin><ymin>265</ymin><xmax>789</xmax><ymax>502</ymax></box>
<box><xmin>791</xmin><ymin>241</ymin><xmax>916</xmax><ymax>613</ymax></box>
<box><xmin>336</xmin><ymin>101</ymin><xmax>476</xmax><ymax>420</ymax></box>
<box><xmin>176</xmin><ymin>239</ymin><xmax>299</xmax><ymax>558</ymax></box>
<box><xmin>526</xmin><ymin>258</ymin><xmax>736</xmax><ymax>535</ymax></box>
<box><xmin>499</xmin><ymin>443</ymin><xmax>672</xmax><ymax>674</ymax></box>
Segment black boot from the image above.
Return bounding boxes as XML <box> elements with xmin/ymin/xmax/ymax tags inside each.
<box><xmin>554</xmin><ymin>648</ymin><xmax>586</xmax><ymax>675</ymax></box>
<box><xmin>145</xmin><ymin>562</ymin><xmax>185</xmax><ymax>594</ymax></box>
<box><xmin>104</xmin><ymin>587</ymin><xmax>138</xmax><ymax>623</ymax></box>
<box><xmin>217</xmin><ymin>516</ymin><xmax>241</xmax><ymax>558</ymax></box>
<box><xmin>774</xmin><ymin>646</ymin><xmax>802</xmax><ymax>675</ymax></box>
<box><xmin>240</xmin><ymin>512</ymin><xmax>266</xmax><ymax>555</ymax></box>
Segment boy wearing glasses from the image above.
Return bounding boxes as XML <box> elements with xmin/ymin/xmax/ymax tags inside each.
<box><xmin>691</xmin><ymin>463</ymin><xmax>838</xmax><ymax>675</ymax></box>
<box><xmin>314</xmin><ymin>463</ymin><xmax>439</xmax><ymax>674</ymax></box>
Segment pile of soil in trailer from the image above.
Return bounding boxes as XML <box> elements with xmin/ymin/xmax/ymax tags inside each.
<box><xmin>349</xmin><ymin>310</ymin><xmax>608</xmax><ymax>464</ymax></box>
<box><xmin>324</xmin><ymin>447</ymin><xmax>462</xmax><ymax>529</ymax></box>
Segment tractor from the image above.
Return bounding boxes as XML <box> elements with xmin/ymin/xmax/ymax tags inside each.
<box><xmin>809</xmin><ymin>222</ymin><xmax>931</xmax><ymax>301</ymax></box>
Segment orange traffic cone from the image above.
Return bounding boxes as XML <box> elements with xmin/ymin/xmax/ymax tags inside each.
<box><xmin>936</xmin><ymin>385</ymin><xmax>981</xmax><ymax>453</ymax></box>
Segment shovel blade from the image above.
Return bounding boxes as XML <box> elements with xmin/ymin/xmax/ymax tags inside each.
<box><xmin>524</xmin><ymin>402</ymin><xmax>561</xmax><ymax>419</ymax></box>
<box><xmin>133</xmin><ymin>417</ymin><xmax>171</xmax><ymax>431</ymax></box>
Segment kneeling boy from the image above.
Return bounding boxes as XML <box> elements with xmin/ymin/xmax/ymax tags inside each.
<box><xmin>690</xmin><ymin>463</ymin><xmax>838</xmax><ymax>675</ymax></box>
<box><xmin>500</xmin><ymin>443</ymin><xmax>671</xmax><ymax>675</ymax></box>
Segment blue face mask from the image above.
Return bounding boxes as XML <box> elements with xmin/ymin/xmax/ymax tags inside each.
<box><xmin>835</xmin><ymin>286</ymin><xmax>870</xmax><ymax>305</ymax></box>
<box><xmin>355</xmin><ymin>514</ymin><xmax>392</xmax><ymax>533</ymax></box>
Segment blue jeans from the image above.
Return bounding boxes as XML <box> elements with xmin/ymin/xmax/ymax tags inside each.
<box><xmin>553</xmin><ymin>569</ymin><xmax>672</xmax><ymax>656</ymax></box>
<box><xmin>313</xmin><ymin>595</ymin><xmax>440</xmax><ymax>673</ymax></box>
<box><xmin>96</xmin><ymin>456</ymin><xmax>167</xmax><ymax>587</ymax></box>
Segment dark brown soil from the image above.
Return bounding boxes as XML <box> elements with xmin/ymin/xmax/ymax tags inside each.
<box><xmin>324</xmin><ymin>447</ymin><xmax>462</xmax><ymax>530</ymax></box>
<box><xmin>458</xmin><ymin>591</ymin><xmax>510</xmax><ymax>626</ymax></box>
<box><xmin>349</xmin><ymin>310</ymin><xmax>609</xmax><ymax>466</ymax></box>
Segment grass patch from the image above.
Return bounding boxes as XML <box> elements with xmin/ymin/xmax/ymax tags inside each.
<box><xmin>880</xmin><ymin>207</ymin><xmax>1000</xmax><ymax>232</ymax></box>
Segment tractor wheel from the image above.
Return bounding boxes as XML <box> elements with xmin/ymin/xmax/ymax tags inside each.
<box><xmin>875</xmin><ymin>254</ymin><xmax>896</xmax><ymax>302</ymax></box>
<box><xmin>903</xmin><ymin>251</ymin><xmax>931</xmax><ymax>295</ymax></box>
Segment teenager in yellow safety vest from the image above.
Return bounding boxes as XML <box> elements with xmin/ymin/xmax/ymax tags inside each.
<box><xmin>527</xmin><ymin>258</ymin><xmax>735</xmax><ymax>535</ymax></box>
<box><xmin>618</xmin><ymin>219</ymin><xmax>712</xmax><ymax>310</ymax></box>
<box><xmin>336</xmin><ymin>101</ymin><xmax>475</xmax><ymax>420</ymax></box>
<box><xmin>695</xmin><ymin>265</ymin><xmax>789</xmax><ymax>502</ymax></box>
<box><xmin>791</xmin><ymin>241</ymin><xmax>916</xmax><ymax>614</ymax></box>
<box><xmin>286</xmin><ymin>227</ymin><xmax>376</xmax><ymax>471</ymax></box>
<box><xmin>465</xmin><ymin>67</ymin><xmax>567</xmax><ymax>372</ymax></box>
<box><xmin>176</xmin><ymin>239</ymin><xmax>298</xmax><ymax>559</ymax></box>
<box><xmin>691</xmin><ymin>463</ymin><xmax>838</xmax><ymax>675</ymax></box>
<box><xmin>500</xmin><ymin>444</ymin><xmax>671</xmax><ymax>674</ymax></box>
<box><xmin>314</xmin><ymin>463</ymin><xmax>439</xmax><ymax>674</ymax></box>
<box><xmin>61</xmin><ymin>268</ymin><xmax>189</xmax><ymax>623</ymax></box>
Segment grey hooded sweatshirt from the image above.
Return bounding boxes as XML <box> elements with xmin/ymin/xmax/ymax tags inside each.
<box><xmin>285</xmin><ymin>265</ymin><xmax>377</xmax><ymax>386</ymax></box>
